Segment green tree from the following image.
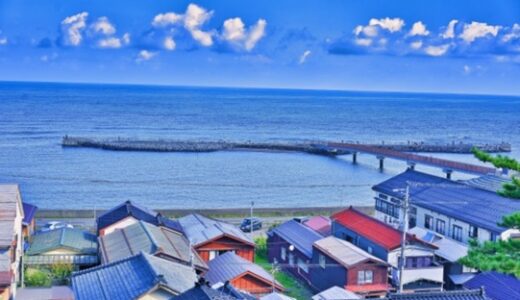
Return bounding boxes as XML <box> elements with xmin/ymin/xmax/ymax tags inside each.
<box><xmin>459</xmin><ymin>213</ymin><xmax>520</xmax><ymax>277</ymax></box>
<box><xmin>25</xmin><ymin>268</ymin><xmax>51</xmax><ymax>287</ymax></box>
<box><xmin>50</xmin><ymin>262</ymin><xmax>74</xmax><ymax>284</ymax></box>
<box><xmin>472</xmin><ymin>148</ymin><xmax>520</xmax><ymax>199</ymax></box>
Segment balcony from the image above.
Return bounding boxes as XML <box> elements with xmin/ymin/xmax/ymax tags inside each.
<box><xmin>398</xmin><ymin>264</ymin><xmax>444</xmax><ymax>286</ymax></box>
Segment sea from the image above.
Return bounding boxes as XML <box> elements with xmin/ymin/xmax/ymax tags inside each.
<box><xmin>0</xmin><ymin>81</ymin><xmax>519</xmax><ymax>209</ymax></box>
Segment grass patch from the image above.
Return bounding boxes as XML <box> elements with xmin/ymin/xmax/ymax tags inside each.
<box><xmin>254</xmin><ymin>237</ymin><xmax>313</xmax><ymax>300</ymax></box>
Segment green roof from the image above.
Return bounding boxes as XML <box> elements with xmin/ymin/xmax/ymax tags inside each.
<box><xmin>24</xmin><ymin>254</ymin><xmax>98</xmax><ymax>266</ymax></box>
<box><xmin>26</xmin><ymin>228</ymin><xmax>98</xmax><ymax>256</ymax></box>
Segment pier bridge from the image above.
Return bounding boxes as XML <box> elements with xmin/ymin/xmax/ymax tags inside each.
<box><xmin>322</xmin><ymin>142</ymin><xmax>497</xmax><ymax>178</ymax></box>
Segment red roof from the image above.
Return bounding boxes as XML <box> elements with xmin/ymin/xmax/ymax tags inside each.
<box><xmin>332</xmin><ymin>207</ymin><xmax>404</xmax><ymax>250</ymax></box>
<box><xmin>346</xmin><ymin>283</ymin><xmax>389</xmax><ymax>293</ymax></box>
<box><xmin>303</xmin><ymin>216</ymin><xmax>331</xmax><ymax>236</ymax></box>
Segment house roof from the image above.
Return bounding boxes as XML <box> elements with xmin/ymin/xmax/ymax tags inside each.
<box><xmin>461</xmin><ymin>175</ymin><xmax>511</xmax><ymax>193</ymax></box>
<box><xmin>384</xmin><ymin>289</ymin><xmax>489</xmax><ymax>300</ymax></box>
<box><xmin>373</xmin><ymin>170</ymin><xmax>520</xmax><ymax>233</ymax></box>
<box><xmin>464</xmin><ymin>272</ymin><xmax>520</xmax><ymax>300</ymax></box>
<box><xmin>260</xmin><ymin>292</ymin><xmax>296</xmax><ymax>300</ymax></box>
<box><xmin>172</xmin><ymin>283</ymin><xmax>239</xmax><ymax>300</ymax></box>
<box><xmin>72</xmin><ymin>252</ymin><xmax>197</xmax><ymax>300</ymax></box>
<box><xmin>26</xmin><ymin>228</ymin><xmax>97</xmax><ymax>256</ymax></box>
<box><xmin>271</xmin><ymin>220</ymin><xmax>322</xmax><ymax>258</ymax></box>
<box><xmin>22</xmin><ymin>202</ymin><xmax>38</xmax><ymax>226</ymax></box>
<box><xmin>314</xmin><ymin>236</ymin><xmax>388</xmax><ymax>268</ymax></box>
<box><xmin>0</xmin><ymin>271</ymin><xmax>11</xmax><ymax>287</ymax></box>
<box><xmin>312</xmin><ymin>286</ymin><xmax>361</xmax><ymax>300</ymax></box>
<box><xmin>0</xmin><ymin>184</ymin><xmax>23</xmax><ymax>247</ymax></box>
<box><xmin>24</xmin><ymin>254</ymin><xmax>98</xmax><ymax>266</ymax></box>
<box><xmin>332</xmin><ymin>207</ymin><xmax>429</xmax><ymax>251</ymax></box>
<box><xmin>178</xmin><ymin>214</ymin><xmax>253</xmax><ymax>247</ymax></box>
<box><xmin>303</xmin><ymin>216</ymin><xmax>331</xmax><ymax>236</ymax></box>
<box><xmin>408</xmin><ymin>227</ymin><xmax>468</xmax><ymax>262</ymax></box>
<box><xmin>205</xmin><ymin>252</ymin><xmax>282</xmax><ymax>289</ymax></box>
<box><xmin>98</xmin><ymin>221</ymin><xmax>207</xmax><ymax>270</ymax></box>
<box><xmin>16</xmin><ymin>286</ymin><xmax>74</xmax><ymax>300</ymax></box>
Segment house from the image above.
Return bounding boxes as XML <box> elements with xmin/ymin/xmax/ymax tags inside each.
<box><xmin>179</xmin><ymin>214</ymin><xmax>255</xmax><ymax>262</ymax></box>
<box><xmin>172</xmin><ymin>282</ymin><xmax>239</xmax><ymax>300</ymax></box>
<box><xmin>311</xmin><ymin>236</ymin><xmax>390</xmax><ymax>297</ymax></box>
<box><xmin>332</xmin><ymin>207</ymin><xmax>444</xmax><ymax>292</ymax></box>
<box><xmin>303</xmin><ymin>216</ymin><xmax>331</xmax><ymax>236</ymax></box>
<box><xmin>372</xmin><ymin>170</ymin><xmax>520</xmax><ymax>245</ymax></box>
<box><xmin>260</xmin><ymin>292</ymin><xmax>296</xmax><ymax>300</ymax></box>
<box><xmin>98</xmin><ymin>220</ymin><xmax>208</xmax><ymax>273</ymax></box>
<box><xmin>383</xmin><ymin>289</ymin><xmax>489</xmax><ymax>300</ymax></box>
<box><xmin>408</xmin><ymin>227</ymin><xmax>474</xmax><ymax>289</ymax></box>
<box><xmin>312</xmin><ymin>286</ymin><xmax>361</xmax><ymax>300</ymax></box>
<box><xmin>96</xmin><ymin>200</ymin><xmax>183</xmax><ymax>236</ymax></box>
<box><xmin>204</xmin><ymin>252</ymin><xmax>284</xmax><ymax>296</ymax></box>
<box><xmin>72</xmin><ymin>252</ymin><xmax>197</xmax><ymax>300</ymax></box>
<box><xmin>463</xmin><ymin>272</ymin><xmax>520</xmax><ymax>300</ymax></box>
<box><xmin>15</xmin><ymin>286</ymin><xmax>74</xmax><ymax>300</ymax></box>
<box><xmin>22</xmin><ymin>202</ymin><xmax>38</xmax><ymax>244</ymax></box>
<box><xmin>25</xmin><ymin>228</ymin><xmax>98</xmax><ymax>269</ymax></box>
<box><xmin>267</xmin><ymin>220</ymin><xmax>322</xmax><ymax>286</ymax></box>
<box><xmin>0</xmin><ymin>184</ymin><xmax>25</xmax><ymax>300</ymax></box>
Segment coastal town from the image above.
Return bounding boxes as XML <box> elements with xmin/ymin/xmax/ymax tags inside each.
<box><xmin>1</xmin><ymin>149</ymin><xmax>519</xmax><ymax>300</ymax></box>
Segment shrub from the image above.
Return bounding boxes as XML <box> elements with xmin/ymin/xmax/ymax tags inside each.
<box><xmin>25</xmin><ymin>268</ymin><xmax>51</xmax><ymax>287</ymax></box>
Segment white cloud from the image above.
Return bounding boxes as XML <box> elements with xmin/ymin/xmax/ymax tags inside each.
<box><xmin>410</xmin><ymin>41</ymin><xmax>423</xmax><ymax>49</ymax></box>
<box><xmin>222</xmin><ymin>17</ymin><xmax>267</xmax><ymax>51</ymax></box>
<box><xmin>164</xmin><ymin>36</ymin><xmax>176</xmax><ymax>50</ymax></box>
<box><xmin>122</xmin><ymin>33</ymin><xmax>131</xmax><ymax>45</ymax></box>
<box><xmin>502</xmin><ymin>23</ymin><xmax>520</xmax><ymax>42</ymax></box>
<box><xmin>463</xmin><ymin>65</ymin><xmax>471</xmax><ymax>74</ymax></box>
<box><xmin>442</xmin><ymin>20</ymin><xmax>458</xmax><ymax>39</ymax></box>
<box><xmin>460</xmin><ymin>21</ymin><xmax>501</xmax><ymax>43</ymax></box>
<box><xmin>355</xmin><ymin>38</ymin><xmax>372</xmax><ymax>46</ymax></box>
<box><xmin>152</xmin><ymin>12</ymin><xmax>183</xmax><ymax>27</ymax></box>
<box><xmin>61</xmin><ymin>12</ymin><xmax>88</xmax><ymax>46</ymax></box>
<box><xmin>368</xmin><ymin>17</ymin><xmax>405</xmax><ymax>32</ymax></box>
<box><xmin>424</xmin><ymin>44</ymin><xmax>450</xmax><ymax>56</ymax></box>
<box><xmin>299</xmin><ymin>50</ymin><xmax>311</xmax><ymax>64</ymax></box>
<box><xmin>409</xmin><ymin>21</ymin><xmax>429</xmax><ymax>36</ymax></box>
<box><xmin>40</xmin><ymin>52</ymin><xmax>58</xmax><ymax>62</ymax></box>
<box><xmin>354</xmin><ymin>25</ymin><xmax>378</xmax><ymax>37</ymax></box>
<box><xmin>0</xmin><ymin>37</ymin><xmax>7</xmax><ymax>45</ymax></box>
<box><xmin>136</xmin><ymin>50</ymin><xmax>157</xmax><ymax>62</ymax></box>
<box><xmin>98</xmin><ymin>37</ymin><xmax>122</xmax><ymax>48</ymax></box>
<box><xmin>91</xmin><ymin>17</ymin><xmax>116</xmax><ymax>35</ymax></box>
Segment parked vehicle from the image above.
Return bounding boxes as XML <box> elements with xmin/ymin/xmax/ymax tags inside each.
<box><xmin>39</xmin><ymin>221</ymin><xmax>74</xmax><ymax>232</ymax></box>
<box><xmin>240</xmin><ymin>217</ymin><xmax>262</xmax><ymax>232</ymax></box>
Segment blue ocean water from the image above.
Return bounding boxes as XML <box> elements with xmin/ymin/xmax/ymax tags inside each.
<box><xmin>0</xmin><ymin>82</ymin><xmax>519</xmax><ymax>209</ymax></box>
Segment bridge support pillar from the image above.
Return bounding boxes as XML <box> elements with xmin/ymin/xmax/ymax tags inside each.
<box><xmin>352</xmin><ymin>152</ymin><xmax>358</xmax><ymax>164</ymax></box>
<box><xmin>443</xmin><ymin>169</ymin><xmax>453</xmax><ymax>180</ymax></box>
<box><xmin>407</xmin><ymin>162</ymin><xmax>416</xmax><ymax>170</ymax></box>
<box><xmin>377</xmin><ymin>156</ymin><xmax>385</xmax><ymax>171</ymax></box>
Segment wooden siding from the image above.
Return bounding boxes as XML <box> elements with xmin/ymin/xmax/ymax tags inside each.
<box><xmin>231</xmin><ymin>273</ymin><xmax>282</xmax><ymax>295</ymax></box>
<box><xmin>267</xmin><ymin>232</ymin><xmax>312</xmax><ymax>285</ymax></box>
<box><xmin>196</xmin><ymin>236</ymin><xmax>254</xmax><ymax>262</ymax></box>
<box><xmin>347</xmin><ymin>262</ymin><xmax>389</xmax><ymax>288</ymax></box>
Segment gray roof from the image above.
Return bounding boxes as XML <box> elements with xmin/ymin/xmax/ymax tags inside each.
<box><xmin>178</xmin><ymin>214</ymin><xmax>253</xmax><ymax>247</ymax></box>
<box><xmin>26</xmin><ymin>228</ymin><xmax>97</xmax><ymax>256</ymax></box>
<box><xmin>72</xmin><ymin>252</ymin><xmax>197</xmax><ymax>300</ymax></box>
<box><xmin>271</xmin><ymin>220</ymin><xmax>322</xmax><ymax>258</ymax></box>
<box><xmin>24</xmin><ymin>254</ymin><xmax>98</xmax><ymax>266</ymax></box>
<box><xmin>312</xmin><ymin>286</ymin><xmax>361</xmax><ymax>300</ymax></box>
<box><xmin>384</xmin><ymin>289</ymin><xmax>489</xmax><ymax>300</ymax></box>
<box><xmin>408</xmin><ymin>227</ymin><xmax>468</xmax><ymax>262</ymax></box>
<box><xmin>205</xmin><ymin>252</ymin><xmax>281</xmax><ymax>288</ymax></box>
<box><xmin>99</xmin><ymin>221</ymin><xmax>207</xmax><ymax>270</ymax></box>
<box><xmin>461</xmin><ymin>175</ymin><xmax>511</xmax><ymax>193</ymax></box>
<box><xmin>260</xmin><ymin>292</ymin><xmax>296</xmax><ymax>300</ymax></box>
<box><xmin>0</xmin><ymin>184</ymin><xmax>23</xmax><ymax>248</ymax></box>
<box><xmin>313</xmin><ymin>236</ymin><xmax>388</xmax><ymax>268</ymax></box>
<box><xmin>16</xmin><ymin>286</ymin><xmax>74</xmax><ymax>300</ymax></box>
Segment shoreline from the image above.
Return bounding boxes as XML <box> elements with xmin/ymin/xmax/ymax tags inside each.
<box><xmin>35</xmin><ymin>205</ymin><xmax>373</xmax><ymax>219</ymax></box>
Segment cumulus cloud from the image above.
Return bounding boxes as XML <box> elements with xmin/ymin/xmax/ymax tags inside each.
<box><xmin>136</xmin><ymin>50</ymin><xmax>157</xmax><ymax>62</ymax></box>
<box><xmin>98</xmin><ymin>37</ymin><xmax>122</xmax><ymax>48</ymax></box>
<box><xmin>163</xmin><ymin>36</ymin><xmax>176</xmax><ymax>50</ymax></box>
<box><xmin>90</xmin><ymin>17</ymin><xmax>116</xmax><ymax>35</ymax></box>
<box><xmin>61</xmin><ymin>12</ymin><xmax>88</xmax><ymax>46</ymax></box>
<box><xmin>0</xmin><ymin>37</ymin><xmax>7</xmax><ymax>45</ymax></box>
<box><xmin>329</xmin><ymin>18</ymin><xmax>520</xmax><ymax>58</ymax></box>
<box><xmin>460</xmin><ymin>21</ymin><xmax>501</xmax><ymax>43</ymax></box>
<box><xmin>299</xmin><ymin>50</ymin><xmax>311</xmax><ymax>64</ymax></box>
<box><xmin>152</xmin><ymin>12</ymin><xmax>183</xmax><ymax>27</ymax></box>
<box><xmin>222</xmin><ymin>17</ymin><xmax>266</xmax><ymax>51</ymax></box>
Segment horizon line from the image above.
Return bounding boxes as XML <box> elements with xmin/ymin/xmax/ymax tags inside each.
<box><xmin>2</xmin><ymin>79</ymin><xmax>519</xmax><ymax>98</ymax></box>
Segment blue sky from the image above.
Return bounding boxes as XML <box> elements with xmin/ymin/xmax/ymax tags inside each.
<box><xmin>1</xmin><ymin>0</ymin><xmax>520</xmax><ymax>94</ymax></box>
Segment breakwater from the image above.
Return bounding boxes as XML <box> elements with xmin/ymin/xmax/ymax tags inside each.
<box><xmin>62</xmin><ymin>136</ymin><xmax>511</xmax><ymax>154</ymax></box>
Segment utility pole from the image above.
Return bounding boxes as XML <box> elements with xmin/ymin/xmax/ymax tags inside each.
<box><xmin>250</xmin><ymin>201</ymin><xmax>254</xmax><ymax>236</ymax></box>
<box><xmin>398</xmin><ymin>184</ymin><xmax>410</xmax><ymax>293</ymax></box>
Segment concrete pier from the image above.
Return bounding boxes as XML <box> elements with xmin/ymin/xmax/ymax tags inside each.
<box><xmin>352</xmin><ymin>152</ymin><xmax>358</xmax><ymax>164</ymax></box>
<box><xmin>377</xmin><ymin>156</ymin><xmax>385</xmax><ymax>170</ymax></box>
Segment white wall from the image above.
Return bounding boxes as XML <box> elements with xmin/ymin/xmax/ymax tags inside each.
<box><xmin>102</xmin><ymin>217</ymin><xmax>138</xmax><ymax>235</ymax></box>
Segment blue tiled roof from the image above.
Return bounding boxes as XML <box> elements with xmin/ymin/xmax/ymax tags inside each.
<box><xmin>96</xmin><ymin>201</ymin><xmax>183</xmax><ymax>233</ymax></box>
<box><xmin>72</xmin><ymin>252</ymin><xmax>197</xmax><ymax>300</ymax></box>
<box><xmin>271</xmin><ymin>220</ymin><xmax>323</xmax><ymax>258</ymax></box>
<box><xmin>373</xmin><ymin>170</ymin><xmax>520</xmax><ymax>233</ymax></box>
<box><xmin>384</xmin><ymin>289</ymin><xmax>489</xmax><ymax>300</ymax></box>
<box><xmin>22</xmin><ymin>202</ymin><xmax>38</xmax><ymax>225</ymax></box>
<box><xmin>464</xmin><ymin>272</ymin><xmax>520</xmax><ymax>300</ymax></box>
<box><xmin>172</xmin><ymin>282</ymin><xmax>239</xmax><ymax>300</ymax></box>
<box><xmin>27</xmin><ymin>228</ymin><xmax>97</xmax><ymax>256</ymax></box>
<box><xmin>178</xmin><ymin>214</ymin><xmax>253</xmax><ymax>247</ymax></box>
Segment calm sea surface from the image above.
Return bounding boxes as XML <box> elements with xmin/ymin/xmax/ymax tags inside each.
<box><xmin>0</xmin><ymin>82</ymin><xmax>519</xmax><ymax>209</ymax></box>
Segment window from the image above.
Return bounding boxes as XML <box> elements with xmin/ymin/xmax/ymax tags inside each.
<box><xmin>436</xmin><ymin>219</ymin><xmax>446</xmax><ymax>235</ymax></box>
<box><xmin>379</xmin><ymin>193</ymin><xmax>388</xmax><ymax>200</ymax></box>
<box><xmin>367</xmin><ymin>246</ymin><xmax>373</xmax><ymax>254</ymax></box>
<box><xmin>297</xmin><ymin>258</ymin><xmax>309</xmax><ymax>273</ymax></box>
<box><xmin>357</xmin><ymin>270</ymin><xmax>373</xmax><ymax>284</ymax></box>
<box><xmin>281</xmin><ymin>247</ymin><xmax>286</xmax><ymax>261</ymax></box>
<box><xmin>490</xmin><ymin>233</ymin><xmax>497</xmax><ymax>241</ymax></box>
<box><xmin>405</xmin><ymin>256</ymin><xmax>433</xmax><ymax>268</ymax></box>
<box><xmin>319</xmin><ymin>254</ymin><xmax>326</xmax><ymax>269</ymax></box>
<box><xmin>469</xmin><ymin>225</ymin><xmax>478</xmax><ymax>238</ymax></box>
<box><xmin>289</xmin><ymin>253</ymin><xmax>294</xmax><ymax>266</ymax></box>
<box><xmin>209</xmin><ymin>250</ymin><xmax>217</xmax><ymax>261</ymax></box>
<box><xmin>425</xmin><ymin>215</ymin><xmax>434</xmax><ymax>229</ymax></box>
<box><xmin>452</xmin><ymin>225</ymin><xmax>463</xmax><ymax>241</ymax></box>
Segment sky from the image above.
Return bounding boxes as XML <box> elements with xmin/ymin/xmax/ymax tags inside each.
<box><xmin>0</xmin><ymin>0</ymin><xmax>520</xmax><ymax>95</ymax></box>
